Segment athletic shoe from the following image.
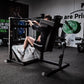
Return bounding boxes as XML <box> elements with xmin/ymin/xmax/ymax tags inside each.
<box><xmin>17</xmin><ymin>48</ymin><xmax>25</xmax><ymax>57</ymax></box>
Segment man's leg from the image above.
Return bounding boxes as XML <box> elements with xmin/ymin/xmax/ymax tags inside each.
<box><xmin>18</xmin><ymin>36</ymin><xmax>35</xmax><ymax>57</ymax></box>
<box><xmin>24</xmin><ymin>36</ymin><xmax>35</xmax><ymax>49</ymax></box>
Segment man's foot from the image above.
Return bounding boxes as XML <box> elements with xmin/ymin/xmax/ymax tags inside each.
<box><xmin>17</xmin><ymin>48</ymin><xmax>25</xmax><ymax>57</ymax></box>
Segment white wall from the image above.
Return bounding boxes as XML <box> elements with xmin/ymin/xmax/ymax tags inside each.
<box><xmin>29</xmin><ymin>0</ymin><xmax>75</xmax><ymax>18</ymax></box>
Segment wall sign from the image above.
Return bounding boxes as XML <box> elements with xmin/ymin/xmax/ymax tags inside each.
<box><xmin>64</xmin><ymin>12</ymin><xmax>84</xmax><ymax>19</ymax></box>
<box><xmin>64</xmin><ymin>3</ymin><xmax>84</xmax><ymax>19</ymax></box>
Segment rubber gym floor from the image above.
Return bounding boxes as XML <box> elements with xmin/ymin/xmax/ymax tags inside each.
<box><xmin>0</xmin><ymin>46</ymin><xmax>84</xmax><ymax>84</ymax></box>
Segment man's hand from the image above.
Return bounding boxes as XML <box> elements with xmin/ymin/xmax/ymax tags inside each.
<box><xmin>32</xmin><ymin>20</ymin><xmax>41</xmax><ymax>26</ymax></box>
<box><xmin>28</xmin><ymin>20</ymin><xmax>34</xmax><ymax>26</ymax></box>
<box><xmin>33</xmin><ymin>20</ymin><xmax>38</xmax><ymax>24</ymax></box>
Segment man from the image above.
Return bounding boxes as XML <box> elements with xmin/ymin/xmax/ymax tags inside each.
<box><xmin>18</xmin><ymin>15</ymin><xmax>52</xmax><ymax>57</ymax></box>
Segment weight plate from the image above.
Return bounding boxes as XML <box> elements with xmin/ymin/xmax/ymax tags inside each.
<box><xmin>63</xmin><ymin>20</ymin><xmax>81</xmax><ymax>34</ymax></box>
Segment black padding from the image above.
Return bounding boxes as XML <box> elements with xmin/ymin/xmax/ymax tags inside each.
<box><xmin>34</xmin><ymin>41</ymin><xmax>44</xmax><ymax>51</ymax></box>
<box><xmin>44</xmin><ymin>27</ymin><xmax>56</xmax><ymax>51</ymax></box>
<box><xmin>44</xmin><ymin>16</ymin><xmax>63</xmax><ymax>51</ymax></box>
<box><xmin>40</xmin><ymin>19</ymin><xmax>54</xmax><ymax>27</ymax></box>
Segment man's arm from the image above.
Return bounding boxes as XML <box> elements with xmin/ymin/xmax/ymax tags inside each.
<box><xmin>33</xmin><ymin>20</ymin><xmax>41</xmax><ymax>26</ymax></box>
<box><xmin>28</xmin><ymin>20</ymin><xmax>48</xmax><ymax>32</ymax></box>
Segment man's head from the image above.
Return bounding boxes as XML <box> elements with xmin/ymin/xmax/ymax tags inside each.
<box><xmin>44</xmin><ymin>15</ymin><xmax>52</xmax><ymax>21</ymax></box>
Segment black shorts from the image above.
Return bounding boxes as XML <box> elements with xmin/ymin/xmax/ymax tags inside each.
<box><xmin>34</xmin><ymin>40</ymin><xmax>43</xmax><ymax>47</ymax></box>
<box><xmin>33</xmin><ymin>40</ymin><xmax>43</xmax><ymax>51</ymax></box>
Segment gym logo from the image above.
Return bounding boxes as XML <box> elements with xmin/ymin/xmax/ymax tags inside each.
<box><xmin>64</xmin><ymin>3</ymin><xmax>84</xmax><ymax>19</ymax></box>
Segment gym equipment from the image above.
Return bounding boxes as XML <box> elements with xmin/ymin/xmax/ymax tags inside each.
<box><xmin>5</xmin><ymin>16</ymin><xmax>70</xmax><ymax>76</ymax></box>
<box><xmin>40</xmin><ymin>19</ymin><xmax>54</xmax><ymax>27</ymax></box>
<box><xmin>63</xmin><ymin>20</ymin><xmax>81</xmax><ymax>34</ymax></box>
<box><xmin>12</xmin><ymin>44</ymin><xmax>39</xmax><ymax>62</ymax></box>
<box><xmin>5</xmin><ymin>15</ymin><xmax>81</xmax><ymax>76</ymax></box>
<box><xmin>33</xmin><ymin>16</ymin><xmax>70</xmax><ymax>77</ymax></box>
<box><xmin>34</xmin><ymin>17</ymin><xmax>81</xmax><ymax>76</ymax></box>
<box><xmin>17</xmin><ymin>21</ymin><xmax>25</xmax><ymax>35</ymax></box>
<box><xmin>5</xmin><ymin>17</ymin><xmax>36</xmax><ymax>65</ymax></box>
<box><xmin>75</xmin><ymin>37</ymin><xmax>84</xmax><ymax>52</ymax></box>
<box><xmin>5</xmin><ymin>17</ymin><xmax>44</xmax><ymax>65</ymax></box>
<box><xmin>4</xmin><ymin>16</ymin><xmax>70</xmax><ymax>76</ymax></box>
<box><xmin>41</xmin><ymin>41</ymin><xmax>68</xmax><ymax>76</ymax></box>
<box><xmin>53</xmin><ymin>15</ymin><xmax>64</xmax><ymax>47</ymax></box>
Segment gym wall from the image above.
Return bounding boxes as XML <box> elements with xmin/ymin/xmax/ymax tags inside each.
<box><xmin>29</xmin><ymin>0</ymin><xmax>84</xmax><ymax>47</ymax></box>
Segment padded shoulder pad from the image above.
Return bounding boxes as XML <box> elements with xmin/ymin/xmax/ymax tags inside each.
<box><xmin>40</xmin><ymin>19</ymin><xmax>54</xmax><ymax>27</ymax></box>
